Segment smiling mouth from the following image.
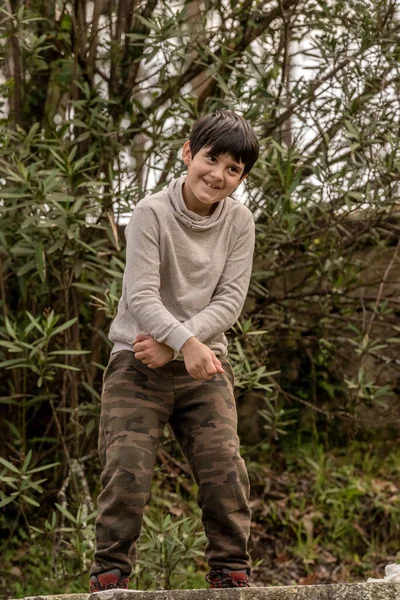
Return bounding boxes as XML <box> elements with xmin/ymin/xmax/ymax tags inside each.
<box><xmin>203</xmin><ymin>179</ymin><xmax>221</xmax><ymax>190</ymax></box>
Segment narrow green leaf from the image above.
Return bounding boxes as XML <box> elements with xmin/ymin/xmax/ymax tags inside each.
<box><xmin>48</xmin><ymin>318</ymin><xmax>78</xmax><ymax>338</ymax></box>
<box><xmin>5</xmin><ymin>316</ymin><xmax>17</xmax><ymax>340</ymax></box>
<box><xmin>26</xmin><ymin>311</ymin><xmax>44</xmax><ymax>334</ymax></box>
<box><xmin>0</xmin><ymin>457</ymin><xmax>20</xmax><ymax>474</ymax></box>
<box><xmin>81</xmin><ymin>381</ymin><xmax>101</xmax><ymax>401</ymax></box>
<box><xmin>49</xmin><ymin>350</ymin><xmax>90</xmax><ymax>355</ymax></box>
<box><xmin>0</xmin><ymin>477</ymin><xmax>18</xmax><ymax>486</ymax></box>
<box><xmin>35</xmin><ymin>243</ymin><xmax>46</xmax><ymax>282</ymax></box>
<box><xmin>22</xmin><ymin>495</ymin><xmax>40</xmax><ymax>507</ymax></box>
<box><xmin>71</xmin><ymin>195</ymin><xmax>86</xmax><ymax>214</ymax></box>
<box><xmin>55</xmin><ymin>503</ymin><xmax>77</xmax><ymax>524</ymax></box>
<box><xmin>49</xmin><ymin>363</ymin><xmax>81</xmax><ymax>371</ymax></box>
<box><xmin>0</xmin><ymin>193</ymin><xmax>31</xmax><ymax>199</ymax></box>
<box><xmin>0</xmin><ymin>495</ymin><xmax>18</xmax><ymax>509</ymax></box>
<box><xmin>0</xmin><ymin>358</ymin><xmax>26</xmax><ymax>368</ymax></box>
<box><xmin>22</xmin><ymin>449</ymin><xmax>33</xmax><ymax>471</ymax></box>
<box><xmin>28</xmin><ymin>462</ymin><xmax>59</xmax><ymax>474</ymax></box>
<box><xmin>16</xmin><ymin>259</ymin><xmax>36</xmax><ymax>277</ymax></box>
<box><xmin>0</xmin><ymin>341</ymin><xmax>22</xmax><ymax>351</ymax></box>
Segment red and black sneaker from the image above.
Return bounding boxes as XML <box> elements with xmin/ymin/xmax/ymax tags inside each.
<box><xmin>206</xmin><ymin>569</ymin><xmax>251</xmax><ymax>588</ymax></box>
<box><xmin>90</xmin><ymin>569</ymin><xmax>129</xmax><ymax>593</ymax></box>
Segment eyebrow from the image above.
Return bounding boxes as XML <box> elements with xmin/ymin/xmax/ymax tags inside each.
<box><xmin>228</xmin><ymin>160</ymin><xmax>245</xmax><ymax>172</ymax></box>
<box><xmin>206</xmin><ymin>151</ymin><xmax>243</xmax><ymax>169</ymax></box>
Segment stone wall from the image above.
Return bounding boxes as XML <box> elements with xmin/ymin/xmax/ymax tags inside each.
<box><xmin>22</xmin><ymin>582</ymin><xmax>400</xmax><ymax>600</ymax></box>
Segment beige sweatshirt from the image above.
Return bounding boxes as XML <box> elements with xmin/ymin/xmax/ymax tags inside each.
<box><xmin>109</xmin><ymin>175</ymin><xmax>255</xmax><ymax>360</ymax></box>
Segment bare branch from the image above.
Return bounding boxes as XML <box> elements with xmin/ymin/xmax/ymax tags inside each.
<box><xmin>87</xmin><ymin>0</ymin><xmax>107</xmax><ymax>85</ymax></box>
<box><xmin>5</xmin><ymin>0</ymin><xmax>22</xmax><ymax>127</ymax></box>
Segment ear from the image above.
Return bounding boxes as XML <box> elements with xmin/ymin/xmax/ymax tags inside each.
<box><xmin>182</xmin><ymin>141</ymin><xmax>192</xmax><ymax>167</ymax></box>
<box><xmin>240</xmin><ymin>173</ymin><xmax>248</xmax><ymax>182</ymax></box>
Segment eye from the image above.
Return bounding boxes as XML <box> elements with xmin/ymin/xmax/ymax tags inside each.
<box><xmin>229</xmin><ymin>166</ymin><xmax>239</xmax><ymax>173</ymax></box>
<box><xmin>207</xmin><ymin>155</ymin><xmax>217</xmax><ymax>162</ymax></box>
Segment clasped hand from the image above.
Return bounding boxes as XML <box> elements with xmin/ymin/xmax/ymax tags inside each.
<box><xmin>132</xmin><ymin>334</ymin><xmax>174</xmax><ymax>369</ymax></box>
<box><xmin>133</xmin><ymin>333</ymin><xmax>225</xmax><ymax>382</ymax></box>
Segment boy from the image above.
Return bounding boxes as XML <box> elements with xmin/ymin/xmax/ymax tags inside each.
<box><xmin>90</xmin><ymin>110</ymin><xmax>259</xmax><ymax>591</ymax></box>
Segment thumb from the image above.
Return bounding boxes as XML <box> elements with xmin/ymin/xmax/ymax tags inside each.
<box><xmin>212</xmin><ymin>354</ymin><xmax>224</xmax><ymax>373</ymax></box>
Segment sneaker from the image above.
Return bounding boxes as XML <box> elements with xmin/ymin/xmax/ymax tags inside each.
<box><xmin>90</xmin><ymin>569</ymin><xmax>129</xmax><ymax>593</ymax></box>
<box><xmin>206</xmin><ymin>569</ymin><xmax>250</xmax><ymax>588</ymax></box>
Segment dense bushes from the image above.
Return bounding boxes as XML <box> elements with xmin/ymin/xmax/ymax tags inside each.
<box><xmin>1</xmin><ymin>0</ymin><xmax>400</xmax><ymax>595</ymax></box>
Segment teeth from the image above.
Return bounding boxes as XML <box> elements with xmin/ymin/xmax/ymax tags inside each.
<box><xmin>205</xmin><ymin>181</ymin><xmax>219</xmax><ymax>189</ymax></box>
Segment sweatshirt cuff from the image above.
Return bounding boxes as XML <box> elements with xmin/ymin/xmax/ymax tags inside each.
<box><xmin>166</xmin><ymin>325</ymin><xmax>195</xmax><ymax>353</ymax></box>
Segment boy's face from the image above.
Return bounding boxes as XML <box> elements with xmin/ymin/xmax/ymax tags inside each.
<box><xmin>181</xmin><ymin>141</ymin><xmax>247</xmax><ymax>215</ymax></box>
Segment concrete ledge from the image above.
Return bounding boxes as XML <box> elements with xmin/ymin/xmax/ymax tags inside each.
<box><xmin>23</xmin><ymin>582</ymin><xmax>400</xmax><ymax>600</ymax></box>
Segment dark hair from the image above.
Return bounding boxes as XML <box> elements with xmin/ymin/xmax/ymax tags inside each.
<box><xmin>189</xmin><ymin>110</ymin><xmax>259</xmax><ymax>179</ymax></box>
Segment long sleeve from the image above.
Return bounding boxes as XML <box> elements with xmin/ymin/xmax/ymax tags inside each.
<box><xmin>181</xmin><ymin>214</ymin><xmax>255</xmax><ymax>343</ymax></box>
<box><xmin>109</xmin><ymin>179</ymin><xmax>256</xmax><ymax>359</ymax></box>
<box><xmin>124</xmin><ymin>204</ymin><xmax>195</xmax><ymax>352</ymax></box>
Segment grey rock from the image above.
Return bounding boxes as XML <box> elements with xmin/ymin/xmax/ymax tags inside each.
<box><xmin>22</xmin><ymin>582</ymin><xmax>400</xmax><ymax>600</ymax></box>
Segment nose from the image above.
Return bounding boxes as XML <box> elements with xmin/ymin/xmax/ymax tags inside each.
<box><xmin>210</xmin><ymin>165</ymin><xmax>224</xmax><ymax>183</ymax></box>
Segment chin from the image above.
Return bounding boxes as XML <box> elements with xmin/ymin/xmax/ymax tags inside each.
<box><xmin>201</xmin><ymin>196</ymin><xmax>217</xmax><ymax>205</ymax></box>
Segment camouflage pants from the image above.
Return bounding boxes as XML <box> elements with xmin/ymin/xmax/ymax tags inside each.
<box><xmin>90</xmin><ymin>350</ymin><xmax>251</xmax><ymax>577</ymax></box>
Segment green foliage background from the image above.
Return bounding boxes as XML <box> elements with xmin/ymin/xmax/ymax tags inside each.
<box><xmin>1</xmin><ymin>0</ymin><xmax>400</xmax><ymax>595</ymax></box>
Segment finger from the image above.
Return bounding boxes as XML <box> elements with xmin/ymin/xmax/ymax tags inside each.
<box><xmin>135</xmin><ymin>342</ymin><xmax>150</xmax><ymax>352</ymax></box>
<box><xmin>134</xmin><ymin>334</ymin><xmax>151</xmax><ymax>343</ymax></box>
<box><xmin>135</xmin><ymin>351</ymin><xmax>148</xmax><ymax>360</ymax></box>
<box><xmin>133</xmin><ymin>343</ymin><xmax>145</xmax><ymax>352</ymax></box>
<box><xmin>212</xmin><ymin>355</ymin><xmax>224</xmax><ymax>373</ymax></box>
<box><xmin>202</xmin><ymin>369</ymin><xmax>213</xmax><ymax>380</ymax></box>
<box><xmin>206</xmin><ymin>361</ymin><xmax>217</xmax><ymax>376</ymax></box>
<box><xmin>191</xmin><ymin>369</ymin><xmax>210</xmax><ymax>381</ymax></box>
<box><xmin>190</xmin><ymin>370</ymin><xmax>202</xmax><ymax>381</ymax></box>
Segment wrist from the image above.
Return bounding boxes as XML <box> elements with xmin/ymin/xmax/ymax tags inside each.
<box><xmin>180</xmin><ymin>336</ymin><xmax>198</xmax><ymax>355</ymax></box>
